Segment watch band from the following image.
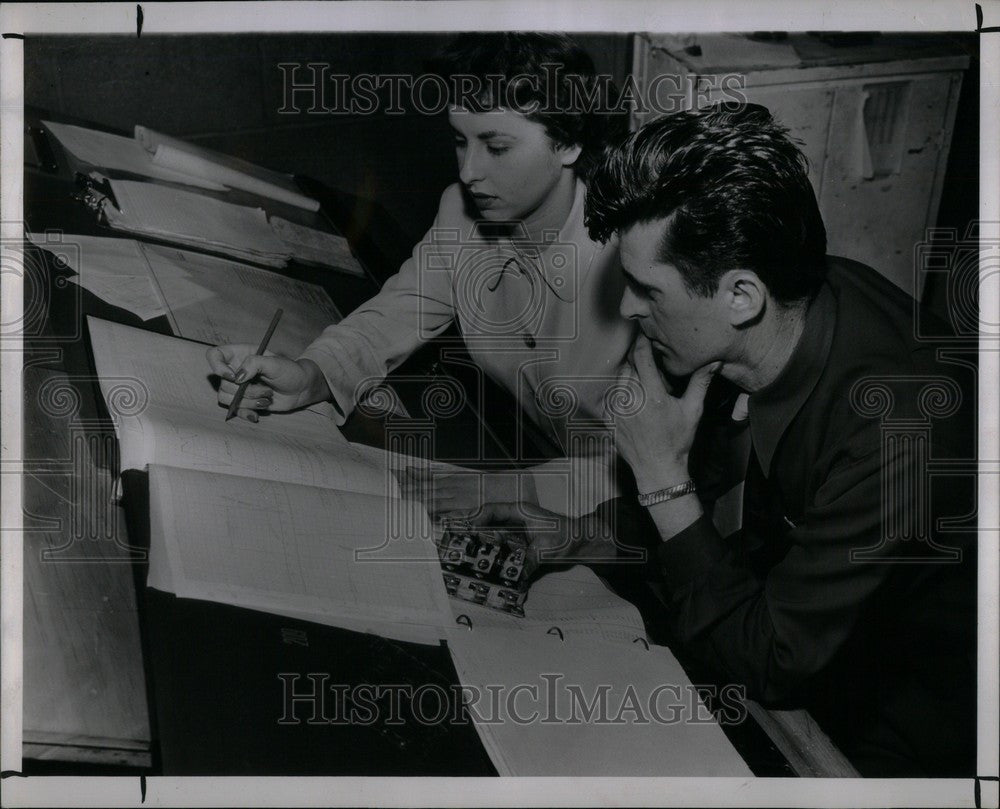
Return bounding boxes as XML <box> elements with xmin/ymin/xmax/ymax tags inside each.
<box><xmin>637</xmin><ymin>479</ymin><xmax>697</xmax><ymax>507</ymax></box>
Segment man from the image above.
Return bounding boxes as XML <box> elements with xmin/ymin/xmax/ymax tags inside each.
<box><xmin>472</xmin><ymin>104</ymin><xmax>977</xmax><ymax>776</ymax></box>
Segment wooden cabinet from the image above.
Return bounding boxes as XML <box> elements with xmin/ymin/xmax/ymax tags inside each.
<box><xmin>631</xmin><ymin>34</ymin><xmax>969</xmax><ymax>300</ymax></box>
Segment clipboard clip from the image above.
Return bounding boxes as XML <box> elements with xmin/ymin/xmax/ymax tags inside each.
<box><xmin>72</xmin><ymin>172</ymin><xmax>122</xmax><ymax>215</ymax></box>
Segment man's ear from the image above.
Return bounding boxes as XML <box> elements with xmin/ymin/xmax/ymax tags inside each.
<box><xmin>721</xmin><ymin>270</ymin><xmax>766</xmax><ymax>327</ymax></box>
<box><xmin>558</xmin><ymin>142</ymin><xmax>583</xmax><ymax>167</ymax></box>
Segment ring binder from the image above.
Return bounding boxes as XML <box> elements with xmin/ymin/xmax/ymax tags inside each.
<box><xmin>72</xmin><ymin>172</ymin><xmax>122</xmax><ymax>214</ymax></box>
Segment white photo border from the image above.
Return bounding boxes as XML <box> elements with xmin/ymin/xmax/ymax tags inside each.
<box><xmin>1</xmin><ymin>2</ymin><xmax>996</xmax><ymax>807</ymax></box>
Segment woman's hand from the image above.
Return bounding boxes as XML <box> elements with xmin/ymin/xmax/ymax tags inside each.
<box><xmin>399</xmin><ymin>467</ymin><xmax>537</xmax><ymax>516</ymax></box>
<box><xmin>206</xmin><ymin>344</ymin><xmax>332</xmax><ymax>422</ymax></box>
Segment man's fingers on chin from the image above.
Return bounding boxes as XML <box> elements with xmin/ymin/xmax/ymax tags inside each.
<box><xmin>631</xmin><ymin>345</ymin><xmax>659</xmax><ymax>380</ymax></box>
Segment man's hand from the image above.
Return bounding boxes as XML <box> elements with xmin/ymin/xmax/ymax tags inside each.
<box><xmin>400</xmin><ymin>467</ymin><xmax>537</xmax><ymax>516</ymax></box>
<box><xmin>458</xmin><ymin>501</ymin><xmax>616</xmax><ymax>576</ymax></box>
<box><xmin>460</xmin><ymin>502</ymin><xmax>569</xmax><ymax>577</ymax></box>
<box><xmin>608</xmin><ymin>333</ymin><xmax>720</xmax><ymax>492</ymax></box>
<box><xmin>206</xmin><ymin>344</ymin><xmax>332</xmax><ymax>423</ymax></box>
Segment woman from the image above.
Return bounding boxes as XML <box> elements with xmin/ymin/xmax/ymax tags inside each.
<box><xmin>208</xmin><ymin>33</ymin><xmax>634</xmax><ymax>512</ymax></box>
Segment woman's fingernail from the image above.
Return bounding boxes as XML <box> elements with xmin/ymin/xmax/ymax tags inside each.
<box><xmin>234</xmin><ymin>368</ymin><xmax>247</xmax><ymax>383</ymax></box>
<box><xmin>248</xmin><ymin>412</ymin><xmax>258</xmax><ymax>423</ymax></box>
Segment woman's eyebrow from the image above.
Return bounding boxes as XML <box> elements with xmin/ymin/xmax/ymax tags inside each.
<box><xmin>449</xmin><ymin>125</ymin><xmax>517</xmax><ymax>140</ymax></box>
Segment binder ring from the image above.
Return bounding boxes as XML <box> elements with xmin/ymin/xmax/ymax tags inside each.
<box><xmin>455</xmin><ymin>614</ymin><xmax>473</xmax><ymax>630</ymax></box>
<box><xmin>547</xmin><ymin>626</ymin><xmax>564</xmax><ymax>641</ymax></box>
<box><xmin>632</xmin><ymin>637</ymin><xmax>650</xmax><ymax>650</ymax></box>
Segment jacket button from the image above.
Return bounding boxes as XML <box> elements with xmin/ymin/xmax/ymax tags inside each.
<box><xmin>522</xmin><ymin>333</ymin><xmax>535</xmax><ymax>348</ymax></box>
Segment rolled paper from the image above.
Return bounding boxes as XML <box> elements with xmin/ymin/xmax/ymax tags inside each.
<box><xmin>136</xmin><ymin>125</ymin><xmax>320</xmax><ymax>212</ymax></box>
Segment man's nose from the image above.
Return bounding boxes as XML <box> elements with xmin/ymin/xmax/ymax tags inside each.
<box><xmin>619</xmin><ymin>287</ymin><xmax>643</xmax><ymax>320</ymax></box>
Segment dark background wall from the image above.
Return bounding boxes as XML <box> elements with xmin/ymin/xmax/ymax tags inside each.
<box><xmin>24</xmin><ymin>32</ymin><xmax>978</xmax><ymax>325</ymax></box>
<box><xmin>26</xmin><ymin>33</ymin><xmax>633</xmax><ymax>248</ymax></box>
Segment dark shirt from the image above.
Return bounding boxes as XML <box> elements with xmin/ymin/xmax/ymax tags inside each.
<box><xmin>655</xmin><ymin>257</ymin><xmax>977</xmax><ymax>776</ymax></box>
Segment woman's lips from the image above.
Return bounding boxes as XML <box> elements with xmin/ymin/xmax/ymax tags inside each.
<box><xmin>473</xmin><ymin>193</ymin><xmax>499</xmax><ymax>209</ymax></box>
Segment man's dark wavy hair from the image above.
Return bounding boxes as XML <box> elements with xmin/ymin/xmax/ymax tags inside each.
<box><xmin>428</xmin><ymin>33</ymin><xmax>628</xmax><ymax>181</ymax></box>
<box><xmin>585</xmin><ymin>103</ymin><xmax>827</xmax><ymax>304</ymax></box>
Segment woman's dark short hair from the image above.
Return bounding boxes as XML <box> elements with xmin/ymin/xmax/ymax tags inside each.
<box><xmin>428</xmin><ymin>33</ymin><xmax>628</xmax><ymax>180</ymax></box>
<box><xmin>585</xmin><ymin>103</ymin><xmax>827</xmax><ymax>304</ymax></box>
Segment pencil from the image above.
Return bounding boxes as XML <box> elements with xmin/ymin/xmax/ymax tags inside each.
<box><xmin>225</xmin><ymin>308</ymin><xmax>283</xmax><ymax>421</ymax></box>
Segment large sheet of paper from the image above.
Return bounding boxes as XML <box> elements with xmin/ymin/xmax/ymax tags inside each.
<box><xmin>147</xmin><ymin>465</ymin><xmax>449</xmax><ymax>645</ymax></box>
<box><xmin>42</xmin><ymin>120</ymin><xmax>228</xmax><ymax>191</ymax></box>
<box><xmin>30</xmin><ymin>233</ymin><xmax>340</xmax><ymax>355</ymax></box>
<box><xmin>26</xmin><ymin>232</ymin><xmax>171</xmax><ymax>321</ymax></box>
<box><xmin>446</xmin><ymin>628</ymin><xmax>753</xmax><ymax>776</ymax></box>
<box><xmin>84</xmin><ymin>319</ymin><xmax>397</xmax><ymax>498</ymax></box>
<box><xmin>140</xmin><ymin>243</ymin><xmax>341</xmax><ymax>356</ymax></box>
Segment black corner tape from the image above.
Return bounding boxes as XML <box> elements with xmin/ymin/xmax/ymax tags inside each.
<box><xmin>974</xmin><ymin>775</ymin><xmax>999</xmax><ymax>809</ymax></box>
<box><xmin>977</xmin><ymin>2</ymin><xmax>1000</xmax><ymax>32</ymax></box>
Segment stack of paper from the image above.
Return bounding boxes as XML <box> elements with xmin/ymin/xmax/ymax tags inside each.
<box><xmin>269</xmin><ymin>216</ymin><xmax>366</xmax><ymax>276</ymax></box>
<box><xmin>147</xmin><ymin>464</ymin><xmax>451</xmax><ymax>645</ymax></box>
<box><xmin>42</xmin><ymin>121</ymin><xmax>228</xmax><ymax>192</ymax></box>
<box><xmin>446</xmin><ymin>628</ymin><xmax>754</xmax><ymax>776</ymax></box>
<box><xmin>101</xmin><ymin>179</ymin><xmax>291</xmax><ymax>267</ymax></box>
<box><xmin>43</xmin><ymin>121</ymin><xmax>320</xmax><ymax>213</ymax></box>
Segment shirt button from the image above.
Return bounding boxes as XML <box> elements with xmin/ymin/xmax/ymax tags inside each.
<box><xmin>522</xmin><ymin>333</ymin><xmax>536</xmax><ymax>348</ymax></box>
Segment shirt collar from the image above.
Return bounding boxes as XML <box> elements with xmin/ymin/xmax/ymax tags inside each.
<box><xmin>747</xmin><ymin>281</ymin><xmax>836</xmax><ymax>476</ymax></box>
<box><xmin>542</xmin><ymin>178</ymin><xmax>597</xmax><ymax>302</ymax></box>
<box><xmin>468</xmin><ymin>178</ymin><xmax>601</xmax><ymax>303</ymax></box>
